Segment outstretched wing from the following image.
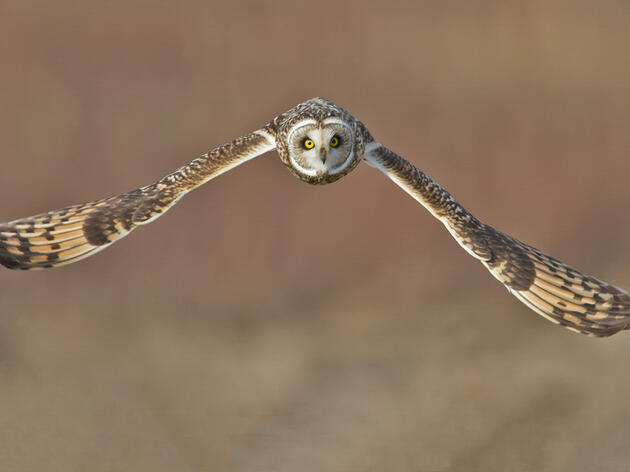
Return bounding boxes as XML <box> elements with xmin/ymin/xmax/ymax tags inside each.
<box><xmin>364</xmin><ymin>142</ymin><xmax>630</xmax><ymax>337</ymax></box>
<box><xmin>0</xmin><ymin>130</ymin><xmax>275</xmax><ymax>270</ymax></box>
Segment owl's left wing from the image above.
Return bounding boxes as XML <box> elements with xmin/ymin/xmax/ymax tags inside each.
<box><xmin>364</xmin><ymin>142</ymin><xmax>630</xmax><ymax>337</ymax></box>
<box><xmin>0</xmin><ymin>129</ymin><xmax>275</xmax><ymax>270</ymax></box>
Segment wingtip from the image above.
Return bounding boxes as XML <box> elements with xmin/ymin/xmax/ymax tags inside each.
<box><xmin>0</xmin><ymin>253</ymin><xmax>31</xmax><ymax>270</ymax></box>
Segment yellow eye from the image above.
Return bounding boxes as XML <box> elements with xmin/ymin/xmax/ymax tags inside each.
<box><xmin>330</xmin><ymin>136</ymin><xmax>340</xmax><ymax>147</ymax></box>
<box><xmin>303</xmin><ymin>139</ymin><xmax>315</xmax><ymax>149</ymax></box>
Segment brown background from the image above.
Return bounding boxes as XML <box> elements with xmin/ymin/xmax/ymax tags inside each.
<box><xmin>1</xmin><ymin>1</ymin><xmax>630</xmax><ymax>471</ymax></box>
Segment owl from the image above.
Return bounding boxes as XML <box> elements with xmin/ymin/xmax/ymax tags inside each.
<box><xmin>1</xmin><ymin>98</ymin><xmax>628</xmax><ymax>337</ymax></box>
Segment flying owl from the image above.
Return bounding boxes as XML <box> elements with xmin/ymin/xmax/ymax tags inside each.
<box><xmin>1</xmin><ymin>98</ymin><xmax>628</xmax><ymax>337</ymax></box>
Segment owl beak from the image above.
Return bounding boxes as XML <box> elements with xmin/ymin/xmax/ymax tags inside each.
<box><xmin>319</xmin><ymin>147</ymin><xmax>328</xmax><ymax>164</ymax></box>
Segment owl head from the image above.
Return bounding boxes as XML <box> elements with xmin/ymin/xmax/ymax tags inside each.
<box><xmin>274</xmin><ymin>98</ymin><xmax>369</xmax><ymax>184</ymax></box>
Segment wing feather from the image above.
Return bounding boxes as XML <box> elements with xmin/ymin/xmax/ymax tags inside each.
<box><xmin>365</xmin><ymin>143</ymin><xmax>630</xmax><ymax>336</ymax></box>
<box><xmin>0</xmin><ymin>129</ymin><xmax>275</xmax><ymax>270</ymax></box>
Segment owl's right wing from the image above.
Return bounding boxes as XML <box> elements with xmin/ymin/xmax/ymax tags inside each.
<box><xmin>0</xmin><ymin>129</ymin><xmax>275</xmax><ymax>270</ymax></box>
<box><xmin>364</xmin><ymin>142</ymin><xmax>630</xmax><ymax>337</ymax></box>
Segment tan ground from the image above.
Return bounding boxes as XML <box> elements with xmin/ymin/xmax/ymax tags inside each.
<box><xmin>1</xmin><ymin>1</ymin><xmax>630</xmax><ymax>470</ymax></box>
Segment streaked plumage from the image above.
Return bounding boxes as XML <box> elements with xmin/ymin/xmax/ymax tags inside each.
<box><xmin>365</xmin><ymin>144</ymin><xmax>630</xmax><ymax>337</ymax></box>
<box><xmin>1</xmin><ymin>98</ymin><xmax>628</xmax><ymax>337</ymax></box>
<box><xmin>0</xmin><ymin>131</ymin><xmax>274</xmax><ymax>269</ymax></box>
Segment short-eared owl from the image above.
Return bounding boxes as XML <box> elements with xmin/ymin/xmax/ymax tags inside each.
<box><xmin>1</xmin><ymin>98</ymin><xmax>628</xmax><ymax>337</ymax></box>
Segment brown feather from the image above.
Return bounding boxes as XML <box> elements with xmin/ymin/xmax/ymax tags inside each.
<box><xmin>366</xmin><ymin>143</ymin><xmax>630</xmax><ymax>337</ymax></box>
<box><xmin>0</xmin><ymin>130</ymin><xmax>275</xmax><ymax>270</ymax></box>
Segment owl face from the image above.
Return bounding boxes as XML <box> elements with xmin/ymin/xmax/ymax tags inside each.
<box><xmin>281</xmin><ymin>117</ymin><xmax>360</xmax><ymax>184</ymax></box>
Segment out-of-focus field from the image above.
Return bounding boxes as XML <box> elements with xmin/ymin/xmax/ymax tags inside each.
<box><xmin>1</xmin><ymin>1</ymin><xmax>630</xmax><ymax>470</ymax></box>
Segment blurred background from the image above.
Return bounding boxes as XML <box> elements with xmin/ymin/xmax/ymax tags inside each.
<box><xmin>1</xmin><ymin>1</ymin><xmax>630</xmax><ymax>470</ymax></box>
